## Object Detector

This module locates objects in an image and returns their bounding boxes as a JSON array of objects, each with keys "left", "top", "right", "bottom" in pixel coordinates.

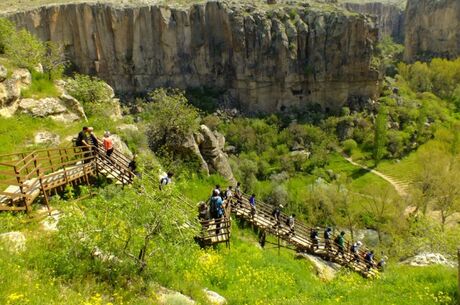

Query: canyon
[{"left": 6, "top": 1, "right": 380, "bottom": 113}]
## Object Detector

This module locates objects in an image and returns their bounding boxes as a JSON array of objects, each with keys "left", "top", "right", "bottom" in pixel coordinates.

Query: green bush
[
  {"left": 342, "top": 139, "right": 357, "bottom": 155},
  {"left": 65, "top": 73, "right": 112, "bottom": 104}
]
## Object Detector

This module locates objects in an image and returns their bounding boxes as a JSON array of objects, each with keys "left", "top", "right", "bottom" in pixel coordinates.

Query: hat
[
  {"left": 279, "top": 204, "right": 284, "bottom": 208},
  {"left": 357, "top": 241, "right": 362, "bottom": 246},
  {"left": 88, "top": 127, "right": 94, "bottom": 131},
  {"left": 104, "top": 131, "right": 111, "bottom": 137}
]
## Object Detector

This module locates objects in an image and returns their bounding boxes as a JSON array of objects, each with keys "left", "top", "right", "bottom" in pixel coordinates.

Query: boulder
[
  {"left": 203, "top": 289, "right": 227, "bottom": 305},
  {"left": 17, "top": 97, "right": 83, "bottom": 123},
  {"left": 0, "top": 68, "right": 31, "bottom": 110},
  {"left": 111, "top": 134, "right": 133, "bottom": 159},
  {"left": 155, "top": 287, "right": 196, "bottom": 305},
  {"left": 0, "top": 231, "right": 26, "bottom": 253},
  {"left": 296, "top": 253, "right": 341, "bottom": 281},
  {"left": 401, "top": 253, "right": 456, "bottom": 268},
  {"left": 41, "top": 210, "right": 61, "bottom": 231},
  {"left": 181, "top": 133, "right": 210, "bottom": 175},
  {"left": 34, "top": 131, "right": 61, "bottom": 146},
  {"left": 60, "top": 93, "right": 87, "bottom": 121},
  {"left": 199, "top": 125, "right": 236, "bottom": 184}
]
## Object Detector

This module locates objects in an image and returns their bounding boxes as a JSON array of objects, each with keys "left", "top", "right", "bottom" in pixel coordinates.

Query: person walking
[
  {"left": 350, "top": 241, "right": 363, "bottom": 263},
  {"left": 310, "top": 227, "right": 320, "bottom": 251},
  {"left": 365, "top": 250, "right": 375, "bottom": 271},
  {"left": 271, "top": 204, "right": 282, "bottom": 228},
  {"left": 324, "top": 227, "right": 333, "bottom": 252},
  {"left": 335, "top": 231, "right": 346, "bottom": 258},
  {"left": 159, "top": 172, "right": 174, "bottom": 190},
  {"left": 286, "top": 214, "right": 296, "bottom": 237},
  {"left": 103, "top": 131, "right": 114, "bottom": 158},
  {"left": 249, "top": 194, "right": 256, "bottom": 218},
  {"left": 76, "top": 127, "right": 91, "bottom": 163}
]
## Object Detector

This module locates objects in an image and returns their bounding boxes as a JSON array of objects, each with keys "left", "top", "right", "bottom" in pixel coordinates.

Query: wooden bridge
[
  {"left": 199, "top": 194, "right": 381, "bottom": 278},
  {"left": 0, "top": 141, "right": 134, "bottom": 212}
]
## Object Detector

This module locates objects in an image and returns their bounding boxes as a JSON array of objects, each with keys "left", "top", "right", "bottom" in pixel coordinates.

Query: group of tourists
[
  {"left": 75, "top": 126, "right": 114, "bottom": 161},
  {"left": 198, "top": 183, "right": 243, "bottom": 221}
]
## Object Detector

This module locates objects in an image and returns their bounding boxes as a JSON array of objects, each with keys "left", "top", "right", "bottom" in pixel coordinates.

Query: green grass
[{"left": 21, "top": 71, "right": 60, "bottom": 99}]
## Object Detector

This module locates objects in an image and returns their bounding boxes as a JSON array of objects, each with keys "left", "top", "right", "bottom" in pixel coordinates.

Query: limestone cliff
[
  {"left": 7, "top": 1, "right": 380, "bottom": 113},
  {"left": 404, "top": 0, "right": 460, "bottom": 61},
  {"left": 343, "top": 2, "right": 404, "bottom": 43}
]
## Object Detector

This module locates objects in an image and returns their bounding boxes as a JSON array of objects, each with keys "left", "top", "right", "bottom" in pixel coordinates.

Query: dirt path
[{"left": 344, "top": 157, "right": 409, "bottom": 197}]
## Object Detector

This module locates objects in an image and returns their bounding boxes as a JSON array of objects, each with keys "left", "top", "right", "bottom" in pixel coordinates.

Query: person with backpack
[
  {"left": 286, "top": 214, "right": 296, "bottom": 236},
  {"left": 159, "top": 172, "right": 174, "bottom": 190},
  {"left": 249, "top": 194, "right": 256, "bottom": 218},
  {"left": 310, "top": 227, "right": 320, "bottom": 251},
  {"left": 364, "top": 250, "right": 375, "bottom": 271},
  {"left": 210, "top": 190, "right": 224, "bottom": 219},
  {"left": 324, "top": 227, "right": 332, "bottom": 252},
  {"left": 350, "top": 241, "right": 362, "bottom": 263},
  {"left": 335, "top": 231, "right": 346, "bottom": 258}
]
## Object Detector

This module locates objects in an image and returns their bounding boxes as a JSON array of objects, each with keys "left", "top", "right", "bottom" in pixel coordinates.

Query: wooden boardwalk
[
  {"left": 231, "top": 195, "right": 380, "bottom": 277},
  {"left": 0, "top": 143, "right": 134, "bottom": 212}
]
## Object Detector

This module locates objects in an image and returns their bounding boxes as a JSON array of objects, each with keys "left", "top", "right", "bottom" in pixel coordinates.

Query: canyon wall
[
  {"left": 404, "top": 0, "right": 460, "bottom": 61},
  {"left": 7, "top": 2, "right": 380, "bottom": 113},
  {"left": 343, "top": 2, "right": 404, "bottom": 43}
]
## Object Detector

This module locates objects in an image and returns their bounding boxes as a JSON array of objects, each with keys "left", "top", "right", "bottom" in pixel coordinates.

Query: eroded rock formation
[
  {"left": 7, "top": 1, "right": 380, "bottom": 113},
  {"left": 404, "top": 0, "right": 460, "bottom": 61},
  {"left": 343, "top": 2, "right": 404, "bottom": 43}
]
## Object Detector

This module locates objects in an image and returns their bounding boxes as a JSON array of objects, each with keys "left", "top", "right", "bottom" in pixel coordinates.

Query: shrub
[
  {"left": 65, "top": 73, "right": 112, "bottom": 104},
  {"left": 145, "top": 88, "right": 200, "bottom": 155},
  {"left": 342, "top": 139, "right": 357, "bottom": 155}
]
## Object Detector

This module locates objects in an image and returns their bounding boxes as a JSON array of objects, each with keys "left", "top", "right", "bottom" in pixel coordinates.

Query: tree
[
  {"left": 359, "top": 187, "right": 402, "bottom": 243},
  {"left": 0, "top": 18, "right": 14, "bottom": 54},
  {"left": 373, "top": 106, "right": 388, "bottom": 165},
  {"left": 42, "top": 41, "right": 67, "bottom": 80},
  {"left": 432, "top": 167, "right": 460, "bottom": 231},
  {"left": 5, "top": 29, "right": 46, "bottom": 70},
  {"left": 145, "top": 88, "right": 200, "bottom": 155}
]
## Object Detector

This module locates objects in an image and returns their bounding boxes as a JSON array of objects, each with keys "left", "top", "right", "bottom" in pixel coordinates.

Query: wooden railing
[
  {"left": 0, "top": 141, "right": 134, "bottom": 212},
  {"left": 197, "top": 217, "right": 232, "bottom": 247},
  {"left": 230, "top": 194, "right": 380, "bottom": 277}
]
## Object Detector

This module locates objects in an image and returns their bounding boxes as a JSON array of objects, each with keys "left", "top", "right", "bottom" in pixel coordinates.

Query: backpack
[
  {"left": 210, "top": 197, "right": 218, "bottom": 217},
  {"left": 334, "top": 235, "right": 341, "bottom": 244},
  {"left": 160, "top": 177, "right": 169, "bottom": 185}
]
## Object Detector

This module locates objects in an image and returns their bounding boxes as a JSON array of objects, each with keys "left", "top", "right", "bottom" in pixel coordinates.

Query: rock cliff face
[
  {"left": 7, "top": 1, "right": 380, "bottom": 113},
  {"left": 404, "top": 0, "right": 460, "bottom": 61},
  {"left": 343, "top": 2, "right": 404, "bottom": 43}
]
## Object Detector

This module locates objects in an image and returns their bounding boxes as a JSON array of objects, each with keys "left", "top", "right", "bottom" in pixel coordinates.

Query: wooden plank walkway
[
  {"left": 229, "top": 195, "right": 381, "bottom": 278},
  {"left": 0, "top": 142, "right": 134, "bottom": 212}
]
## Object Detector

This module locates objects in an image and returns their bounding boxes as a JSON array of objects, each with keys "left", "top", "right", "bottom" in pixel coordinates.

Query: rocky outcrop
[
  {"left": 402, "top": 253, "right": 456, "bottom": 268},
  {"left": 34, "top": 131, "right": 61, "bottom": 146},
  {"left": 0, "top": 67, "right": 31, "bottom": 116},
  {"left": 0, "top": 66, "right": 88, "bottom": 121},
  {"left": 18, "top": 97, "right": 82, "bottom": 123},
  {"left": 179, "top": 125, "right": 235, "bottom": 182},
  {"left": 197, "top": 125, "right": 236, "bottom": 183},
  {"left": 7, "top": 1, "right": 380, "bottom": 113},
  {"left": 343, "top": 2, "right": 404, "bottom": 43},
  {"left": 404, "top": 0, "right": 460, "bottom": 61},
  {"left": 296, "top": 252, "right": 341, "bottom": 281}
]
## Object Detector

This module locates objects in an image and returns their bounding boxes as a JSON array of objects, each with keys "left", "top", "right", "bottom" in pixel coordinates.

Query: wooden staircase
[
  {"left": 0, "top": 142, "right": 134, "bottom": 212},
  {"left": 229, "top": 195, "right": 380, "bottom": 278}
]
